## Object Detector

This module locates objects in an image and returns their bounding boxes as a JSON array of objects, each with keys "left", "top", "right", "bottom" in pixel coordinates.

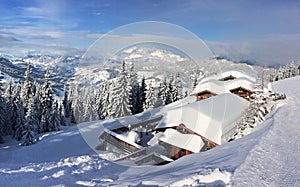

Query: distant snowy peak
[
  {"left": 114, "top": 46, "right": 189, "bottom": 66},
  {"left": 19, "top": 54, "right": 80, "bottom": 68},
  {"left": 0, "top": 55, "right": 81, "bottom": 93},
  {"left": 73, "top": 45, "right": 259, "bottom": 89}
]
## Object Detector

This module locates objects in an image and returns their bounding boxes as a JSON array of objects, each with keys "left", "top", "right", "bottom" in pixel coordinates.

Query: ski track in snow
[{"left": 232, "top": 76, "right": 300, "bottom": 187}]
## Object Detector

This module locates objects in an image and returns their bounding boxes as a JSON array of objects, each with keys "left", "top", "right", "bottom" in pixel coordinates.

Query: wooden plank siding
[
  {"left": 229, "top": 87, "right": 253, "bottom": 101},
  {"left": 157, "top": 125, "right": 219, "bottom": 160},
  {"left": 170, "top": 145, "right": 193, "bottom": 160},
  {"left": 191, "top": 90, "right": 217, "bottom": 101},
  {"left": 219, "top": 75, "right": 236, "bottom": 81},
  {"left": 173, "top": 125, "right": 219, "bottom": 148}
]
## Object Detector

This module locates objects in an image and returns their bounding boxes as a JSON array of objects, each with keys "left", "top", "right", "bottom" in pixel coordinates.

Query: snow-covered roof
[
  {"left": 219, "top": 70, "right": 256, "bottom": 82},
  {"left": 163, "top": 95, "right": 196, "bottom": 111},
  {"left": 134, "top": 152, "right": 174, "bottom": 166},
  {"left": 159, "top": 128, "right": 205, "bottom": 153},
  {"left": 225, "top": 77, "right": 254, "bottom": 91},
  {"left": 156, "top": 93, "right": 249, "bottom": 145},
  {"left": 191, "top": 77, "right": 255, "bottom": 95},
  {"left": 199, "top": 70, "right": 256, "bottom": 84},
  {"left": 104, "top": 129, "right": 143, "bottom": 149}
]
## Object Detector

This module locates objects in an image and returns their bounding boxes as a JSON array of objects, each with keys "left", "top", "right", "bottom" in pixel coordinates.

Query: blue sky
[{"left": 0, "top": 0, "right": 300, "bottom": 64}]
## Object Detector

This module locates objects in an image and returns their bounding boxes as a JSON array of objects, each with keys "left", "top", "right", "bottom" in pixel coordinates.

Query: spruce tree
[
  {"left": 32, "top": 82, "right": 43, "bottom": 133},
  {"left": 0, "top": 93, "right": 6, "bottom": 143},
  {"left": 49, "top": 100, "right": 60, "bottom": 132},
  {"left": 144, "top": 82, "right": 156, "bottom": 110},
  {"left": 158, "top": 77, "right": 169, "bottom": 105},
  {"left": 22, "top": 98, "right": 37, "bottom": 146},
  {"left": 155, "top": 83, "right": 163, "bottom": 107},
  {"left": 62, "top": 85, "right": 70, "bottom": 122},
  {"left": 70, "top": 84, "right": 82, "bottom": 123},
  {"left": 62, "top": 85, "right": 75, "bottom": 125},
  {"left": 111, "top": 61, "right": 131, "bottom": 118},
  {"left": 175, "top": 73, "right": 183, "bottom": 100},
  {"left": 95, "top": 86, "right": 105, "bottom": 120},
  {"left": 82, "top": 88, "right": 94, "bottom": 122},
  {"left": 128, "top": 62, "right": 138, "bottom": 87},
  {"left": 102, "top": 83, "right": 111, "bottom": 119},
  {"left": 11, "top": 84, "right": 22, "bottom": 139},
  {"left": 21, "top": 63, "right": 33, "bottom": 114},
  {"left": 14, "top": 96, "right": 26, "bottom": 141},
  {"left": 251, "top": 78, "right": 267, "bottom": 124},
  {"left": 139, "top": 77, "right": 147, "bottom": 110},
  {"left": 168, "top": 76, "right": 176, "bottom": 103},
  {"left": 130, "top": 83, "right": 141, "bottom": 114},
  {"left": 128, "top": 62, "right": 141, "bottom": 114},
  {"left": 40, "top": 69, "right": 54, "bottom": 132},
  {"left": 3, "top": 79, "right": 14, "bottom": 135},
  {"left": 64, "top": 86, "right": 76, "bottom": 125}
]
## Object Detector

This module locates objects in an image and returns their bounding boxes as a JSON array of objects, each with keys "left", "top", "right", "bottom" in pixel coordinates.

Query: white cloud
[
  {"left": 207, "top": 34, "right": 300, "bottom": 65},
  {"left": 23, "top": 7, "right": 53, "bottom": 14}
]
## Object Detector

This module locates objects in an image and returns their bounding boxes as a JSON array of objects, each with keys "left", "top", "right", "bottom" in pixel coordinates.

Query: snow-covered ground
[{"left": 0, "top": 77, "right": 300, "bottom": 186}]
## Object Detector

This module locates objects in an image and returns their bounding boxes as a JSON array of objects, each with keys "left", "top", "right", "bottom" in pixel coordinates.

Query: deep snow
[{"left": 0, "top": 77, "right": 299, "bottom": 186}]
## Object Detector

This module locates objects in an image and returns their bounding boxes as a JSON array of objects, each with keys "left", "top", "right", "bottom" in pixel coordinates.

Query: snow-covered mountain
[
  {"left": 1, "top": 46, "right": 262, "bottom": 91},
  {"left": 75, "top": 45, "right": 260, "bottom": 89},
  {"left": 0, "top": 76, "right": 299, "bottom": 186},
  {"left": 0, "top": 54, "right": 80, "bottom": 94}
]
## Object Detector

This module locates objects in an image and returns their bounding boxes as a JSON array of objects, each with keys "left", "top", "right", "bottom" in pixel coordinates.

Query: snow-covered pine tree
[
  {"left": 40, "top": 69, "right": 54, "bottom": 132},
  {"left": 139, "top": 77, "right": 147, "bottom": 110},
  {"left": 22, "top": 97, "right": 37, "bottom": 146},
  {"left": 287, "top": 62, "right": 299, "bottom": 78},
  {"left": 48, "top": 100, "right": 60, "bottom": 132},
  {"left": 61, "top": 86, "right": 68, "bottom": 126},
  {"left": 14, "top": 91, "right": 26, "bottom": 141},
  {"left": 59, "top": 104, "right": 64, "bottom": 126},
  {"left": 174, "top": 73, "right": 183, "bottom": 101},
  {"left": 89, "top": 89, "right": 100, "bottom": 121},
  {"left": 111, "top": 61, "right": 132, "bottom": 118},
  {"left": 101, "top": 82, "right": 111, "bottom": 119},
  {"left": 69, "top": 84, "right": 83, "bottom": 123},
  {"left": 107, "top": 83, "right": 117, "bottom": 119},
  {"left": 155, "top": 82, "right": 163, "bottom": 107},
  {"left": 192, "top": 77, "right": 198, "bottom": 89},
  {"left": 10, "top": 84, "right": 21, "bottom": 139},
  {"left": 21, "top": 63, "right": 33, "bottom": 114},
  {"left": 130, "top": 83, "right": 141, "bottom": 114},
  {"left": 166, "top": 77, "right": 173, "bottom": 105},
  {"left": 0, "top": 91, "right": 6, "bottom": 143},
  {"left": 128, "top": 62, "right": 142, "bottom": 114},
  {"left": 3, "top": 79, "right": 14, "bottom": 135},
  {"left": 128, "top": 62, "right": 138, "bottom": 87},
  {"left": 62, "top": 85, "right": 75, "bottom": 125},
  {"left": 32, "top": 82, "right": 43, "bottom": 133},
  {"left": 82, "top": 87, "right": 96, "bottom": 122},
  {"left": 95, "top": 86, "right": 105, "bottom": 120},
  {"left": 251, "top": 78, "right": 268, "bottom": 125},
  {"left": 191, "top": 69, "right": 205, "bottom": 89},
  {"left": 158, "top": 77, "right": 169, "bottom": 105},
  {"left": 144, "top": 82, "right": 156, "bottom": 110}
]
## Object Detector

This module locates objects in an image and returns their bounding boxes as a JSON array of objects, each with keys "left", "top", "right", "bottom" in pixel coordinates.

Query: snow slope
[
  {"left": 232, "top": 76, "right": 300, "bottom": 186},
  {"left": 0, "top": 77, "right": 299, "bottom": 186}
]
